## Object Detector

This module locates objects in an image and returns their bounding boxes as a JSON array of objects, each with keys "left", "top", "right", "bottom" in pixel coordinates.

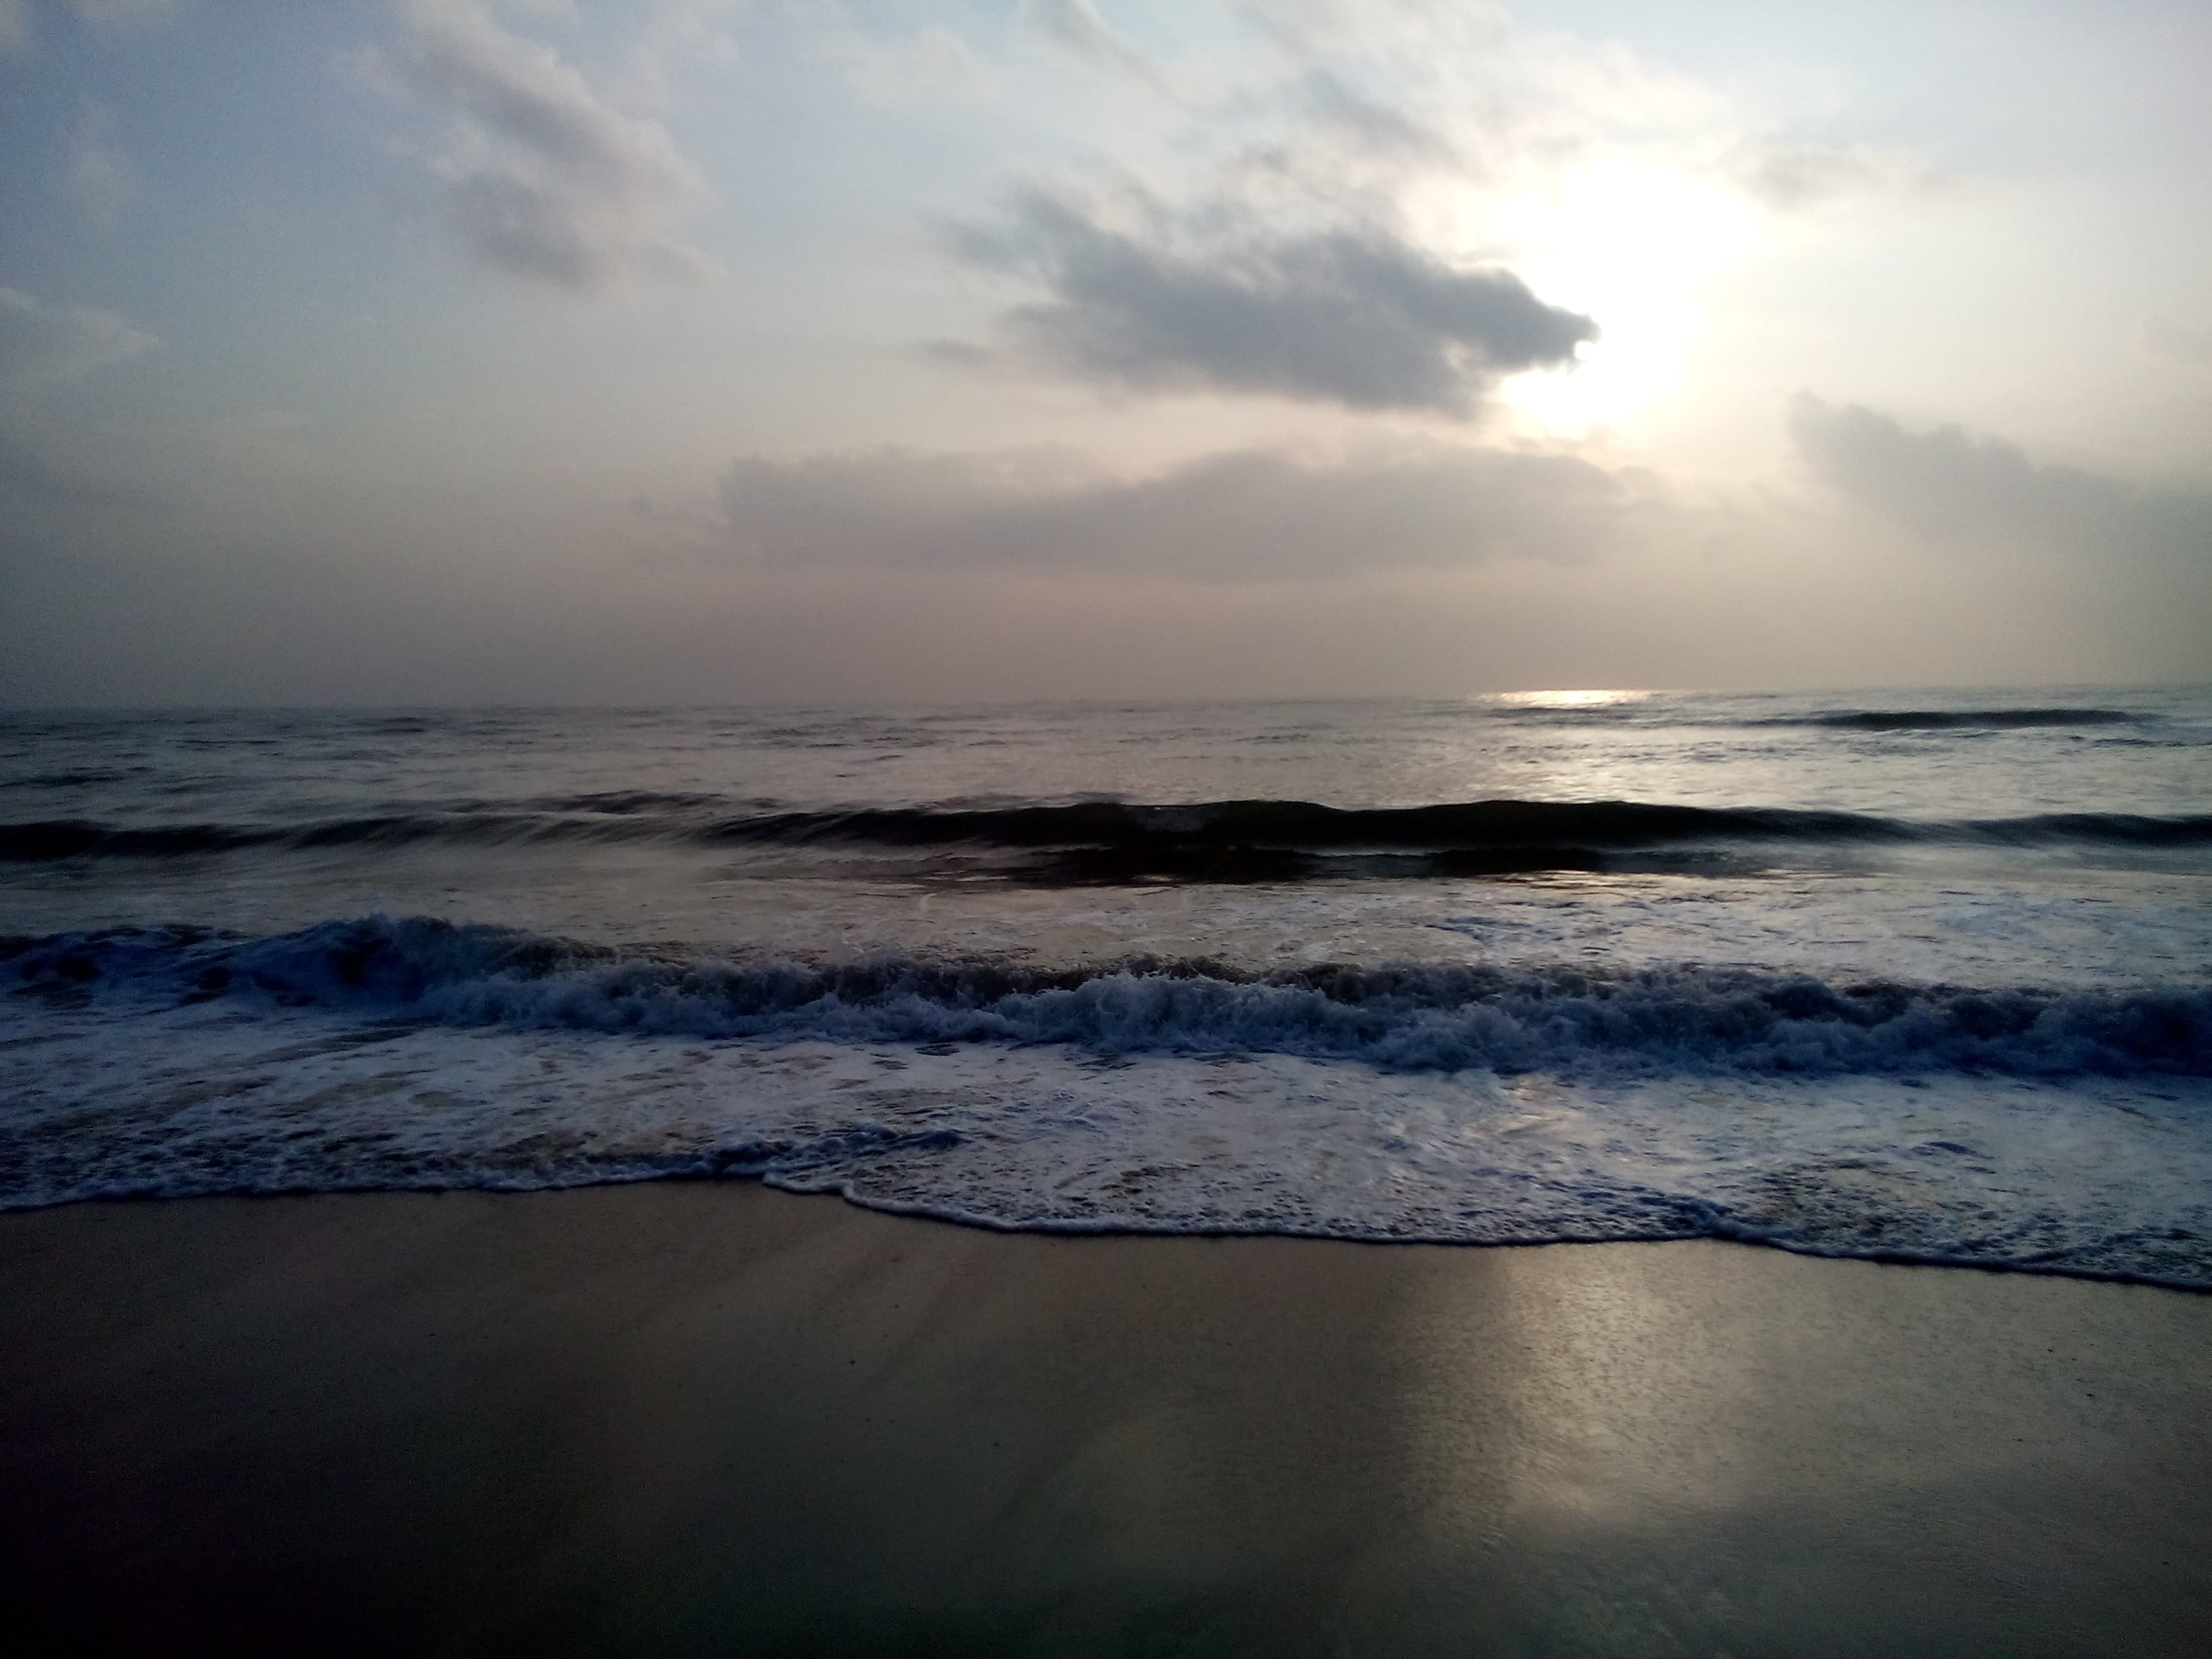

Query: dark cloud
[
  {"left": 719, "top": 441, "right": 1653, "bottom": 579},
  {"left": 1789, "top": 394, "right": 2212, "bottom": 562},
  {"left": 362, "top": 0, "right": 708, "bottom": 292},
  {"left": 942, "top": 188, "right": 1595, "bottom": 415}
]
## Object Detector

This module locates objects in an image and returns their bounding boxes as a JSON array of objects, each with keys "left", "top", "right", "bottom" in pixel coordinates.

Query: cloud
[
  {"left": 0, "top": 285, "right": 157, "bottom": 403},
  {"left": 941, "top": 188, "right": 1595, "bottom": 415},
  {"left": 1732, "top": 141, "right": 1944, "bottom": 211},
  {"left": 360, "top": 0, "right": 711, "bottom": 292},
  {"left": 1296, "top": 68, "right": 1455, "bottom": 164},
  {"left": 1788, "top": 394, "right": 2212, "bottom": 563},
  {"left": 718, "top": 440, "right": 1657, "bottom": 579},
  {"left": 1020, "top": 0, "right": 1165, "bottom": 91},
  {"left": 812, "top": 19, "right": 991, "bottom": 104},
  {"left": 58, "top": 99, "right": 132, "bottom": 222},
  {"left": 0, "top": 0, "right": 28, "bottom": 54}
]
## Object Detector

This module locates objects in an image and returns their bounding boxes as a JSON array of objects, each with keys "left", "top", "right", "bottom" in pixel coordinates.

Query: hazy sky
[{"left": 3, "top": 0, "right": 2209, "bottom": 703}]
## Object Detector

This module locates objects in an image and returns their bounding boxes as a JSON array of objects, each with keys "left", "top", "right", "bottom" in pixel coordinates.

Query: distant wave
[
  {"left": 1755, "top": 707, "right": 2141, "bottom": 731},
  {"left": 1467, "top": 701, "right": 2149, "bottom": 731},
  {"left": 5, "top": 798, "right": 2209, "bottom": 878},
  {"left": 695, "top": 799, "right": 2212, "bottom": 852},
  {"left": 9, "top": 917, "right": 2207, "bottom": 1078}
]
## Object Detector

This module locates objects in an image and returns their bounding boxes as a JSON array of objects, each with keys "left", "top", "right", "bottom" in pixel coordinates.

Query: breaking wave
[{"left": 9, "top": 916, "right": 2207, "bottom": 1078}]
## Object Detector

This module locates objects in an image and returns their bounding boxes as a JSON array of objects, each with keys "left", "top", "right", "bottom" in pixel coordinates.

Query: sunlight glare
[
  {"left": 1434, "top": 157, "right": 1766, "bottom": 437},
  {"left": 1485, "top": 689, "right": 1653, "bottom": 708}
]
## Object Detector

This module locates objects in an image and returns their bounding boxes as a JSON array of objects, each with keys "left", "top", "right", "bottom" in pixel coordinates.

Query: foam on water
[
  {"left": 3, "top": 983, "right": 2208, "bottom": 1286},
  {"left": 9, "top": 918, "right": 2209, "bottom": 1078}
]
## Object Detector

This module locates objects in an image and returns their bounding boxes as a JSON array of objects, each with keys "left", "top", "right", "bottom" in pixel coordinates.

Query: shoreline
[
  {"left": 785, "top": 1176, "right": 2212, "bottom": 1292},
  {"left": 14, "top": 1166, "right": 2212, "bottom": 1296},
  {"left": 5, "top": 1184, "right": 2210, "bottom": 1654}
]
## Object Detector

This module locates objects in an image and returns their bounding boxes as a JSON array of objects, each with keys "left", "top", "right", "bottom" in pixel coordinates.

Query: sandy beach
[{"left": 2, "top": 1185, "right": 2207, "bottom": 1655}]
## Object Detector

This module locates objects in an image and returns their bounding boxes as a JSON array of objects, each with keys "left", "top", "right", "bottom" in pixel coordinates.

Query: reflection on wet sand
[{"left": 3, "top": 1185, "right": 2208, "bottom": 1654}]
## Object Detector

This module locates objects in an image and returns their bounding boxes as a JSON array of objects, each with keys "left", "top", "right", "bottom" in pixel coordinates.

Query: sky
[{"left": 1, "top": 0, "right": 2209, "bottom": 704}]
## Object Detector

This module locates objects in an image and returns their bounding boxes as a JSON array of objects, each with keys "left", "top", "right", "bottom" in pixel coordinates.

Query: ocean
[{"left": 4, "top": 689, "right": 2209, "bottom": 1285}]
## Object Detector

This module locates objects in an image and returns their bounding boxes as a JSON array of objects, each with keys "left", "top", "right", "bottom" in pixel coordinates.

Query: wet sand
[{"left": 3, "top": 1184, "right": 2209, "bottom": 1655}]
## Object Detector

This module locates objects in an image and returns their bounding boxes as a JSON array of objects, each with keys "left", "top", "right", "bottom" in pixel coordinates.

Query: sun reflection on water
[{"left": 1485, "top": 690, "right": 1654, "bottom": 710}]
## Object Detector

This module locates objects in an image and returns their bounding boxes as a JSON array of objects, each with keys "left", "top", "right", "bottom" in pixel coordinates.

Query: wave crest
[
  {"left": 10, "top": 917, "right": 2208, "bottom": 1078},
  {"left": 1761, "top": 708, "right": 2142, "bottom": 731},
  {"left": 5, "top": 798, "right": 2209, "bottom": 880}
]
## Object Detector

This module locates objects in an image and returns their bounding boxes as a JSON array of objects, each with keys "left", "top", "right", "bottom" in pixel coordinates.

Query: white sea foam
[
  {"left": 11, "top": 918, "right": 2209, "bottom": 1078},
  {"left": 3, "top": 988, "right": 2207, "bottom": 1286}
]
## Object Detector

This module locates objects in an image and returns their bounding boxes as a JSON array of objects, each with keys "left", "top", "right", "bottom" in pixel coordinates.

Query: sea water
[{"left": 3, "top": 690, "right": 2209, "bottom": 1284}]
